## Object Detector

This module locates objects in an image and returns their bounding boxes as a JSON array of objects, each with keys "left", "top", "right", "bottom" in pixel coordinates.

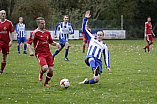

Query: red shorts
[
  {"left": 0, "top": 41, "right": 9, "bottom": 54},
  {"left": 146, "top": 35, "right": 153, "bottom": 42},
  {"left": 36, "top": 53, "right": 54, "bottom": 67},
  {"left": 83, "top": 35, "right": 88, "bottom": 43}
]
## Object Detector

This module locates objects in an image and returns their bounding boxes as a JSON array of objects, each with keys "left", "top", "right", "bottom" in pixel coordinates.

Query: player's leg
[
  {"left": 82, "top": 37, "right": 86, "bottom": 53},
  {"left": 23, "top": 37, "right": 28, "bottom": 54},
  {"left": 17, "top": 37, "right": 21, "bottom": 54},
  {"left": 0, "top": 54, "right": 7, "bottom": 74},
  {"left": 37, "top": 56, "right": 48, "bottom": 81},
  {"left": 0, "top": 44, "right": 9, "bottom": 74},
  {"left": 44, "top": 66, "right": 53, "bottom": 87},
  {"left": 78, "top": 56, "right": 100, "bottom": 84},
  {"left": 64, "top": 42, "right": 70, "bottom": 61},
  {"left": 143, "top": 35, "right": 149, "bottom": 52},
  {"left": 44, "top": 54, "right": 54, "bottom": 87},
  {"left": 52, "top": 44, "right": 63, "bottom": 58}
]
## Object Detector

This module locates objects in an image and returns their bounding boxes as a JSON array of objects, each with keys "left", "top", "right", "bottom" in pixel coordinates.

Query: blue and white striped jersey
[
  {"left": 82, "top": 17, "right": 110, "bottom": 68},
  {"left": 54, "top": 22, "right": 74, "bottom": 41},
  {"left": 16, "top": 23, "right": 25, "bottom": 37}
]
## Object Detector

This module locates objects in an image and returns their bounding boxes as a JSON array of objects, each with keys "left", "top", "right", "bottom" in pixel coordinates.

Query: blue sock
[
  {"left": 24, "top": 44, "right": 27, "bottom": 52},
  {"left": 85, "top": 78, "right": 97, "bottom": 84},
  {"left": 17, "top": 45, "right": 20, "bottom": 53},
  {"left": 65, "top": 49, "right": 69, "bottom": 58},
  {"left": 90, "top": 60, "right": 96, "bottom": 74},
  {"left": 53, "top": 49, "right": 59, "bottom": 57}
]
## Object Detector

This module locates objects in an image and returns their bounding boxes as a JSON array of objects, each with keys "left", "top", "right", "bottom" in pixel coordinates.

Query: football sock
[
  {"left": 147, "top": 46, "right": 150, "bottom": 52},
  {"left": 1, "top": 62, "right": 6, "bottom": 71},
  {"left": 53, "top": 49, "right": 59, "bottom": 57},
  {"left": 89, "top": 60, "right": 96, "bottom": 73},
  {"left": 44, "top": 72, "right": 53, "bottom": 84},
  {"left": 65, "top": 49, "right": 69, "bottom": 58},
  {"left": 85, "top": 78, "right": 97, "bottom": 84},
  {"left": 24, "top": 44, "right": 27, "bottom": 52},
  {"left": 83, "top": 44, "right": 85, "bottom": 52},
  {"left": 17, "top": 45, "right": 20, "bottom": 53}
]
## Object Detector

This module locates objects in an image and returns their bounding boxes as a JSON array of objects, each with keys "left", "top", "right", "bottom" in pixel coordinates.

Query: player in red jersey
[
  {"left": 82, "top": 25, "right": 92, "bottom": 53},
  {"left": 0, "top": 10, "right": 14, "bottom": 74},
  {"left": 27, "top": 17, "right": 61, "bottom": 87},
  {"left": 143, "top": 17, "right": 155, "bottom": 53}
]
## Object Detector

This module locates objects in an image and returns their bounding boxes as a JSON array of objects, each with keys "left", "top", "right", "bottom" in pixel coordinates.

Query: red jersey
[
  {"left": 27, "top": 28, "right": 54, "bottom": 55},
  {"left": 145, "top": 22, "right": 152, "bottom": 35},
  {"left": 0, "top": 19, "right": 14, "bottom": 43}
]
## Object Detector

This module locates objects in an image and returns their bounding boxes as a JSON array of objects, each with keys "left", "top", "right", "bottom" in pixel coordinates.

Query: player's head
[
  {"left": 63, "top": 15, "right": 69, "bottom": 23},
  {"left": 36, "top": 17, "right": 45, "bottom": 30},
  {"left": 97, "top": 31, "right": 104, "bottom": 41},
  {"left": 147, "top": 16, "right": 151, "bottom": 22},
  {"left": 0, "top": 10, "right": 6, "bottom": 20},
  {"left": 19, "top": 17, "right": 23, "bottom": 23}
]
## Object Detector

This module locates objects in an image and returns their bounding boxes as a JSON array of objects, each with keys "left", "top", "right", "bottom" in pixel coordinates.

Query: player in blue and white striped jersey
[
  {"left": 79, "top": 10, "right": 112, "bottom": 84},
  {"left": 16, "top": 17, "right": 27, "bottom": 54},
  {"left": 53, "top": 15, "right": 74, "bottom": 61}
]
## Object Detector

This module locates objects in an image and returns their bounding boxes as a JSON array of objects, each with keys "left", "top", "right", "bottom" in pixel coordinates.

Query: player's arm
[
  {"left": 54, "top": 23, "right": 61, "bottom": 38},
  {"left": 69, "top": 23, "right": 74, "bottom": 34},
  {"left": 152, "top": 30, "right": 155, "bottom": 37},
  {"left": 16, "top": 24, "right": 20, "bottom": 38},
  {"left": 103, "top": 45, "right": 112, "bottom": 74},
  {"left": 9, "top": 32, "right": 14, "bottom": 47},
  {"left": 145, "top": 22, "right": 147, "bottom": 37},
  {"left": 9, "top": 22, "right": 15, "bottom": 47},
  {"left": 82, "top": 10, "right": 94, "bottom": 40},
  {"left": 26, "top": 32, "right": 35, "bottom": 56},
  {"left": 48, "top": 32, "right": 61, "bottom": 49}
]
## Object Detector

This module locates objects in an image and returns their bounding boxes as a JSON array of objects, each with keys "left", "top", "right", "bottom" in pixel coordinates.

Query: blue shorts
[
  {"left": 17, "top": 37, "right": 27, "bottom": 44},
  {"left": 59, "top": 39, "right": 68, "bottom": 47},
  {"left": 85, "top": 55, "right": 103, "bottom": 72}
]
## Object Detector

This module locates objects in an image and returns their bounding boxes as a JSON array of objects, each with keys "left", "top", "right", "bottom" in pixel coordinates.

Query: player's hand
[
  {"left": 85, "top": 10, "right": 91, "bottom": 18},
  {"left": 9, "top": 41, "right": 12, "bottom": 47},
  {"left": 55, "top": 36, "right": 57, "bottom": 38},
  {"left": 153, "top": 33, "right": 155, "bottom": 37},
  {"left": 18, "top": 36, "right": 20, "bottom": 38},
  {"left": 107, "top": 68, "right": 112, "bottom": 74},
  {"left": 69, "top": 31, "right": 71, "bottom": 34},
  {"left": 30, "top": 51, "right": 34, "bottom": 56},
  {"left": 56, "top": 43, "right": 61, "bottom": 49}
]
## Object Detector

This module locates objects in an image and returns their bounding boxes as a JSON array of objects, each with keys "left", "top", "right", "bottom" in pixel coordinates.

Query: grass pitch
[{"left": 0, "top": 40, "right": 157, "bottom": 104}]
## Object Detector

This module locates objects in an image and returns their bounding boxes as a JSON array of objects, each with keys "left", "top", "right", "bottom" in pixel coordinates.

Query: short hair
[
  {"left": 147, "top": 16, "right": 151, "bottom": 19},
  {"left": 63, "top": 15, "right": 69, "bottom": 18},
  {"left": 19, "top": 17, "right": 23, "bottom": 19},
  {"left": 98, "top": 31, "right": 104, "bottom": 36},
  {"left": 36, "top": 17, "right": 44, "bottom": 23}
]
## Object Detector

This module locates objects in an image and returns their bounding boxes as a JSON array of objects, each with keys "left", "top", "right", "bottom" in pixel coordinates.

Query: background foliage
[{"left": 0, "top": 0, "right": 157, "bottom": 39}]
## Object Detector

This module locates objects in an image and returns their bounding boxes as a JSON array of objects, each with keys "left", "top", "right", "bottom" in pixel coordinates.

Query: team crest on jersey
[{"left": 3, "top": 27, "right": 7, "bottom": 30}]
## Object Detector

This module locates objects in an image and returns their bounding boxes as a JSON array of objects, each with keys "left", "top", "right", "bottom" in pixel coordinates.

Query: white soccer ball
[{"left": 60, "top": 79, "right": 70, "bottom": 89}]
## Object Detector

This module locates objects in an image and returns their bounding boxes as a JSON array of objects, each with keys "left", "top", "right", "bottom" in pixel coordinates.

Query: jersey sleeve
[
  {"left": 48, "top": 32, "right": 54, "bottom": 44},
  {"left": 145, "top": 22, "right": 148, "bottom": 28},
  {"left": 27, "top": 31, "right": 36, "bottom": 44},
  {"left": 16, "top": 24, "right": 20, "bottom": 37},
  {"left": 82, "top": 17, "right": 94, "bottom": 40},
  {"left": 103, "top": 44, "right": 110, "bottom": 68},
  {"left": 10, "top": 22, "right": 14, "bottom": 33},
  {"left": 69, "top": 23, "right": 74, "bottom": 34},
  {"left": 54, "top": 23, "right": 61, "bottom": 36}
]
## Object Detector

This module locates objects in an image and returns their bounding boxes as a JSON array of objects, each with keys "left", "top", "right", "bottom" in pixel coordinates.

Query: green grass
[{"left": 0, "top": 40, "right": 157, "bottom": 104}]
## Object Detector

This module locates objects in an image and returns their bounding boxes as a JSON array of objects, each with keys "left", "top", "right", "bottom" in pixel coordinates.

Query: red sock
[
  {"left": 147, "top": 46, "right": 150, "bottom": 52},
  {"left": 144, "top": 46, "right": 147, "bottom": 48},
  {"left": 1, "top": 62, "right": 6, "bottom": 71},
  {"left": 44, "top": 72, "right": 53, "bottom": 84},
  {"left": 83, "top": 44, "right": 85, "bottom": 52}
]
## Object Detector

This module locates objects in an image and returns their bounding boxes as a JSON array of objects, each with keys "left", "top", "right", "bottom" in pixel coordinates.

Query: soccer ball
[{"left": 60, "top": 79, "right": 70, "bottom": 89}]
